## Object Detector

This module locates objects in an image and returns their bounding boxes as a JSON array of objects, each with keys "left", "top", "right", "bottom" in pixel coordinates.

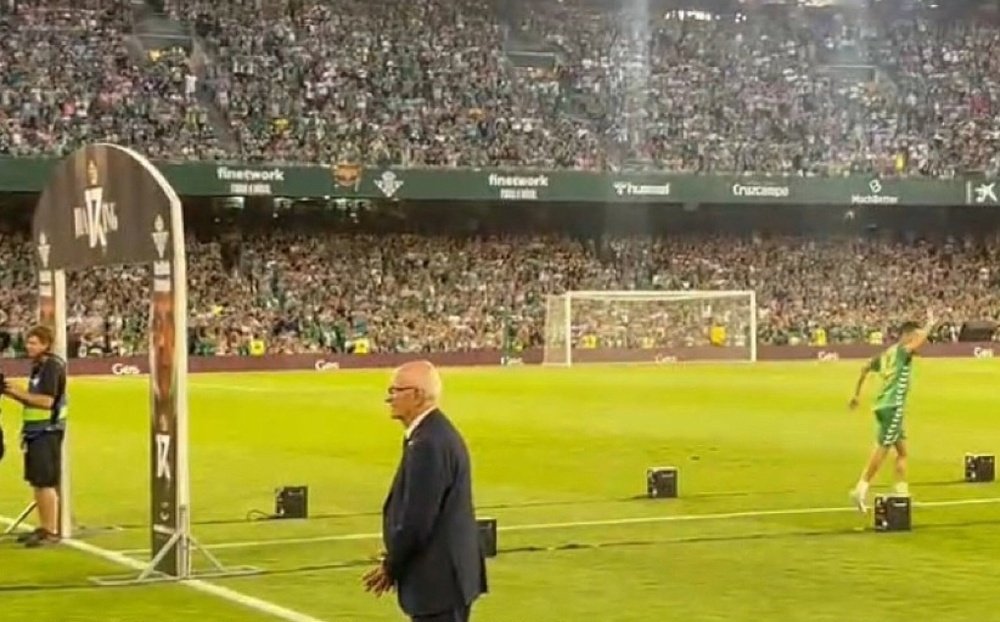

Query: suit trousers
[{"left": 411, "top": 604, "right": 470, "bottom": 622}]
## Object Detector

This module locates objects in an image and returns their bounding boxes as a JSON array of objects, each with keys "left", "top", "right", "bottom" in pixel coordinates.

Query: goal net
[{"left": 543, "top": 290, "right": 757, "bottom": 366}]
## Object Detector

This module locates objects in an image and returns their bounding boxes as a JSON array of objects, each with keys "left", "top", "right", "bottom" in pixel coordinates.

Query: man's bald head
[
  {"left": 396, "top": 360, "right": 441, "bottom": 402},
  {"left": 394, "top": 360, "right": 443, "bottom": 402},
  {"left": 387, "top": 360, "right": 442, "bottom": 424}
]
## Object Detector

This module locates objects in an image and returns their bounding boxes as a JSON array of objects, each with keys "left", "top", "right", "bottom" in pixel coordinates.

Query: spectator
[
  {"left": 2, "top": 0, "right": 997, "bottom": 175},
  {"left": 2, "top": 228, "right": 997, "bottom": 356}
]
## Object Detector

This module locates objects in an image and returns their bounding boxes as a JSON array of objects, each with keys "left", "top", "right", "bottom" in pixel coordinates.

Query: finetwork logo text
[
  {"left": 489, "top": 174, "right": 549, "bottom": 201},
  {"left": 216, "top": 167, "right": 286, "bottom": 182},
  {"left": 216, "top": 166, "right": 284, "bottom": 196}
]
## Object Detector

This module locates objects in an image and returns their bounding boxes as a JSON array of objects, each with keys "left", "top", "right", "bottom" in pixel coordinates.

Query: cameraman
[{"left": 1, "top": 325, "right": 67, "bottom": 548}]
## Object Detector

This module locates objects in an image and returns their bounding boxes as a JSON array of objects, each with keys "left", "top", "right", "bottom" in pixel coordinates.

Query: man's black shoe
[
  {"left": 16, "top": 527, "right": 45, "bottom": 544},
  {"left": 23, "top": 529, "right": 60, "bottom": 548}
]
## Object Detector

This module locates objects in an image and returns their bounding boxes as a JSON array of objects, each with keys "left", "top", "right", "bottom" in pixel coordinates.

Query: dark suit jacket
[{"left": 382, "top": 409, "right": 487, "bottom": 616}]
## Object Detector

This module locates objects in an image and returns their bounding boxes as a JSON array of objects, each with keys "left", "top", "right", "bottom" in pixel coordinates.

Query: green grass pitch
[{"left": 2, "top": 359, "right": 1000, "bottom": 621}]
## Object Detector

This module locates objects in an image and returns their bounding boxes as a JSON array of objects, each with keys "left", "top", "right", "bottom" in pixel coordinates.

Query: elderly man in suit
[{"left": 363, "top": 360, "right": 487, "bottom": 621}]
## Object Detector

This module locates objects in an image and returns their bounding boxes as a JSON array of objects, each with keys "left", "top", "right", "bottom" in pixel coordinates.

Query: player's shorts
[
  {"left": 23, "top": 431, "right": 63, "bottom": 488},
  {"left": 874, "top": 407, "right": 906, "bottom": 446}
]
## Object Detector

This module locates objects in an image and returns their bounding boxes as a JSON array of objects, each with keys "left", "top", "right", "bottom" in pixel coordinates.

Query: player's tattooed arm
[{"left": 848, "top": 360, "right": 874, "bottom": 410}]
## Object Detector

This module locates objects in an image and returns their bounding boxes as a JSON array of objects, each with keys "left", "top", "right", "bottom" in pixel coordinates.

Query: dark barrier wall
[
  {"left": 0, "top": 343, "right": 995, "bottom": 377},
  {"left": 1, "top": 157, "right": 990, "bottom": 205}
]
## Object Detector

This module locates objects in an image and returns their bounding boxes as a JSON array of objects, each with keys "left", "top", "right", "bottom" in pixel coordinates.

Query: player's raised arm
[{"left": 902, "top": 309, "right": 937, "bottom": 354}]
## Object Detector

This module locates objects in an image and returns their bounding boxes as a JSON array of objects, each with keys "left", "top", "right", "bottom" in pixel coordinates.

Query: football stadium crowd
[
  {"left": 1, "top": 0, "right": 998, "bottom": 176},
  {"left": 0, "top": 0, "right": 998, "bottom": 356},
  {"left": 1, "top": 230, "right": 998, "bottom": 356},
  {"left": 0, "top": 0, "right": 223, "bottom": 160}
]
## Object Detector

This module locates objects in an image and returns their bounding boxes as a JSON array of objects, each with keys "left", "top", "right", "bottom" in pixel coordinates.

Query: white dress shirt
[{"left": 404, "top": 406, "right": 436, "bottom": 440}]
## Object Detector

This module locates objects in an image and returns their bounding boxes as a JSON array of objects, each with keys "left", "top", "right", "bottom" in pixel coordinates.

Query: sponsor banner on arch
[{"left": 32, "top": 144, "right": 175, "bottom": 270}]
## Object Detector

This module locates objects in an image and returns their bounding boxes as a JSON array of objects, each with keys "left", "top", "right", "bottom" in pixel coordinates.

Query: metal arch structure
[{"left": 18, "top": 142, "right": 257, "bottom": 585}]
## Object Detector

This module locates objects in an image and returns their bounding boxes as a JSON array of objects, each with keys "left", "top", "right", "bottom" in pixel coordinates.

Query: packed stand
[
  {"left": 517, "top": 5, "right": 1000, "bottom": 176},
  {"left": 172, "top": 0, "right": 600, "bottom": 168},
  {"left": 1, "top": 231, "right": 998, "bottom": 357},
  {"left": 864, "top": 18, "right": 1000, "bottom": 178},
  {"left": 0, "top": 0, "right": 224, "bottom": 160},
  {"left": 150, "top": 0, "right": 1000, "bottom": 175},
  {"left": 2, "top": 0, "right": 999, "bottom": 175}
]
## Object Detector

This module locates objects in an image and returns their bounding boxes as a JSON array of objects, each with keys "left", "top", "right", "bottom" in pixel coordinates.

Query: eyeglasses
[{"left": 387, "top": 385, "right": 418, "bottom": 397}]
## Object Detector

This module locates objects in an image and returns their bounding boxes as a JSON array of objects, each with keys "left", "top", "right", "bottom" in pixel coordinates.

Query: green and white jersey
[{"left": 868, "top": 343, "right": 913, "bottom": 412}]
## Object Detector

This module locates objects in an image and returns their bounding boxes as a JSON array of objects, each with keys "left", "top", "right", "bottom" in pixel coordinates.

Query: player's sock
[
  {"left": 894, "top": 481, "right": 909, "bottom": 496},
  {"left": 855, "top": 480, "right": 869, "bottom": 499},
  {"left": 849, "top": 480, "right": 869, "bottom": 513}
]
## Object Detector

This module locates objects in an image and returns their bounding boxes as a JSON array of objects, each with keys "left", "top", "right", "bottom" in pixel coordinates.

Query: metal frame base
[
  {"left": 89, "top": 565, "right": 264, "bottom": 587},
  {"left": 88, "top": 504, "right": 263, "bottom": 586},
  {"left": 89, "top": 529, "right": 262, "bottom": 586},
  {"left": 1, "top": 502, "right": 37, "bottom": 537}
]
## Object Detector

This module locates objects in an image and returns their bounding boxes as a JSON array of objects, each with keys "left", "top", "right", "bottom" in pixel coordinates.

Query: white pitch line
[
  {"left": 189, "top": 382, "right": 304, "bottom": 393},
  {"left": 0, "top": 515, "right": 329, "bottom": 622},
  {"left": 85, "top": 377, "right": 341, "bottom": 395},
  {"left": 113, "top": 495, "right": 1000, "bottom": 556}
]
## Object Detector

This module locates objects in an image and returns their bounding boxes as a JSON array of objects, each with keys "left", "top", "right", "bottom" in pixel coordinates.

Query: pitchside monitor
[{"left": 959, "top": 320, "right": 997, "bottom": 342}]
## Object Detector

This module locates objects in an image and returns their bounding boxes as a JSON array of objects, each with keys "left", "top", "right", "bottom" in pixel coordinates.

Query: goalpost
[{"left": 543, "top": 290, "right": 757, "bottom": 366}]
